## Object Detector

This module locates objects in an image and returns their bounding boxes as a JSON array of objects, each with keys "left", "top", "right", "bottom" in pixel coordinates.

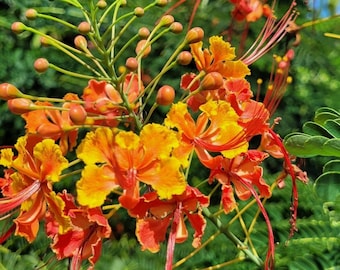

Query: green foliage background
[{"left": 0, "top": 0, "right": 339, "bottom": 269}]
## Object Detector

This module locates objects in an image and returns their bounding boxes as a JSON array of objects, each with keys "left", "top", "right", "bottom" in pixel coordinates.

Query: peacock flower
[
  {"left": 76, "top": 124, "right": 186, "bottom": 210},
  {"left": 190, "top": 36, "right": 250, "bottom": 78},
  {"left": 46, "top": 191, "right": 111, "bottom": 270},
  {"left": 22, "top": 93, "right": 79, "bottom": 155},
  {"left": 0, "top": 135, "right": 70, "bottom": 242},
  {"left": 128, "top": 186, "right": 209, "bottom": 269},
  {"left": 165, "top": 100, "right": 249, "bottom": 166}
]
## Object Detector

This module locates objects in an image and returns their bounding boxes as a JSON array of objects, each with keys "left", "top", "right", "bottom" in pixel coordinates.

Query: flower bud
[
  {"left": 201, "top": 72, "right": 223, "bottom": 90},
  {"left": 177, "top": 51, "right": 192, "bottom": 65},
  {"left": 7, "top": 98, "right": 34, "bottom": 114},
  {"left": 74, "top": 35, "right": 88, "bottom": 50},
  {"left": 34, "top": 58, "right": 49, "bottom": 73},
  {"left": 156, "top": 85, "right": 175, "bottom": 106},
  {"left": 119, "top": 0, "right": 127, "bottom": 7},
  {"left": 159, "top": 15, "right": 174, "bottom": 27},
  {"left": 156, "top": 0, "right": 168, "bottom": 7},
  {"left": 136, "top": 40, "right": 151, "bottom": 58},
  {"left": 0, "top": 83, "right": 23, "bottom": 100},
  {"left": 285, "top": 49, "right": 295, "bottom": 61},
  {"left": 138, "top": 27, "right": 150, "bottom": 39},
  {"left": 134, "top": 7, "right": 144, "bottom": 17},
  {"left": 40, "top": 36, "right": 50, "bottom": 47},
  {"left": 37, "top": 123, "right": 61, "bottom": 136},
  {"left": 185, "top": 27, "right": 204, "bottom": 44},
  {"left": 25, "top": 9, "right": 38, "bottom": 20},
  {"left": 78, "top": 21, "right": 91, "bottom": 34},
  {"left": 97, "top": 0, "right": 107, "bottom": 9},
  {"left": 11, "top": 22, "right": 25, "bottom": 34},
  {"left": 69, "top": 104, "right": 87, "bottom": 125},
  {"left": 125, "top": 57, "right": 138, "bottom": 71},
  {"left": 170, "top": 22, "right": 183, "bottom": 34}
]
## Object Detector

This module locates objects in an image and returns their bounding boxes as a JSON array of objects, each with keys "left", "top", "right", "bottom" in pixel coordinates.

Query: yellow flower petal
[
  {"left": 76, "top": 165, "right": 118, "bottom": 208},
  {"left": 116, "top": 131, "right": 139, "bottom": 150},
  {"left": 219, "top": 60, "right": 251, "bottom": 78},
  {"left": 209, "top": 36, "right": 236, "bottom": 61},
  {"left": 33, "top": 139, "right": 69, "bottom": 182},
  {"left": 0, "top": 148, "right": 14, "bottom": 167},
  {"left": 77, "top": 127, "right": 116, "bottom": 165},
  {"left": 141, "top": 124, "right": 179, "bottom": 160}
]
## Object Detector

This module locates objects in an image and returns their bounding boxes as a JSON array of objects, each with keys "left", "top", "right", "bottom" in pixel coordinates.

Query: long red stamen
[
  {"left": 268, "top": 128, "right": 298, "bottom": 238},
  {"left": 0, "top": 181, "right": 41, "bottom": 215},
  {"left": 166, "top": 203, "right": 182, "bottom": 270},
  {"left": 241, "top": 1, "right": 298, "bottom": 65}
]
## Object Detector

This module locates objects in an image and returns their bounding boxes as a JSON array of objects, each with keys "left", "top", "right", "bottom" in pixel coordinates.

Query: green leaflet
[
  {"left": 283, "top": 107, "right": 340, "bottom": 158},
  {"left": 284, "top": 107, "right": 340, "bottom": 202}
]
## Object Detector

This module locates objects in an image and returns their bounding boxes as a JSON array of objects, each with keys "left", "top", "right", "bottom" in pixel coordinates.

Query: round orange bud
[
  {"left": 7, "top": 98, "right": 34, "bottom": 114},
  {"left": 136, "top": 40, "right": 151, "bottom": 58},
  {"left": 201, "top": 72, "right": 224, "bottom": 90},
  {"left": 159, "top": 15, "right": 174, "bottom": 27},
  {"left": 177, "top": 51, "right": 192, "bottom": 65},
  {"left": 134, "top": 7, "right": 144, "bottom": 17},
  {"left": 138, "top": 27, "right": 150, "bottom": 39},
  {"left": 11, "top": 22, "right": 25, "bottom": 34},
  {"left": 78, "top": 21, "right": 91, "bottom": 34},
  {"left": 34, "top": 58, "right": 49, "bottom": 73},
  {"left": 25, "top": 9, "right": 38, "bottom": 20},
  {"left": 74, "top": 35, "right": 88, "bottom": 50},
  {"left": 156, "top": 0, "right": 168, "bottom": 7},
  {"left": 125, "top": 57, "right": 138, "bottom": 71},
  {"left": 156, "top": 85, "right": 175, "bottom": 106},
  {"left": 0, "top": 83, "right": 23, "bottom": 100},
  {"left": 170, "top": 22, "right": 183, "bottom": 34},
  {"left": 97, "top": 0, "right": 107, "bottom": 9},
  {"left": 69, "top": 104, "right": 87, "bottom": 125},
  {"left": 185, "top": 27, "right": 204, "bottom": 44}
]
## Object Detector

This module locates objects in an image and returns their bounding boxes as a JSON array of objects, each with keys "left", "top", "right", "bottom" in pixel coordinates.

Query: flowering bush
[{"left": 0, "top": 1, "right": 311, "bottom": 269}]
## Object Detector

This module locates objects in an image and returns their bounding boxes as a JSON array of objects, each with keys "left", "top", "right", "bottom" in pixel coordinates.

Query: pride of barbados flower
[
  {"left": 0, "top": 135, "right": 70, "bottom": 242},
  {"left": 76, "top": 124, "right": 186, "bottom": 209}
]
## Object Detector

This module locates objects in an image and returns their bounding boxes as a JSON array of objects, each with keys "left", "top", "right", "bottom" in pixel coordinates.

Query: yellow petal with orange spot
[
  {"left": 33, "top": 139, "right": 68, "bottom": 182},
  {"left": 209, "top": 36, "right": 236, "bottom": 61},
  {"left": 219, "top": 60, "right": 251, "bottom": 78}
]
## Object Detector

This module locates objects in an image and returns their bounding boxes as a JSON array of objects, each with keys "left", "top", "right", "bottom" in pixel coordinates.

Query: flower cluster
[{"left": 0, "top": 1, "right": 307, "bottom": 269}]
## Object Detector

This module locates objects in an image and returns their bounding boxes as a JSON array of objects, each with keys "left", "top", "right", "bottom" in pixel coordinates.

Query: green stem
[
  {"left": 36, "top": 13, "right": 77, "bottom": 30},
  {"left": 202, "top": 207, "right": 263, "bottom": 267}
]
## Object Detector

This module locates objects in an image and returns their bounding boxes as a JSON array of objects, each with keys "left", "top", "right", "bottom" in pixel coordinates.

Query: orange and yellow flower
[
  {"left": 76, "top": 124, "right": 186, "bottom": 209},
  {"left": 0, "top": 135, "right": 70, "bottom": 242},
  {"left": 190, "top": 36, "right": 250, "bottom": 78},
  {"left": 165, "top": 100, "right": 249, "bottom": 166}
]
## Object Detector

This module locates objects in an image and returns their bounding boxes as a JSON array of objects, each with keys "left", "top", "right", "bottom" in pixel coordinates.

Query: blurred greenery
[{"left": 0, "top": 0, "right": 340, "bottom": 269}]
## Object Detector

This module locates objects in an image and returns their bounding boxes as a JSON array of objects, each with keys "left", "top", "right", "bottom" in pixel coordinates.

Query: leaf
[
  {"left": 314, "top": 111, "right": 340, "bottom": 125},
  {"left": 302, "top": 121, "right": 334, "bottom": 138},
  {"left": 314, "top": 171, "right": 340, "bottom": 201},
  {"left": 324, "top": 119, "right": 340, "bottom": 138},
  {"left": 323, "top": 159, "right": 340, "bottom": 172}
]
